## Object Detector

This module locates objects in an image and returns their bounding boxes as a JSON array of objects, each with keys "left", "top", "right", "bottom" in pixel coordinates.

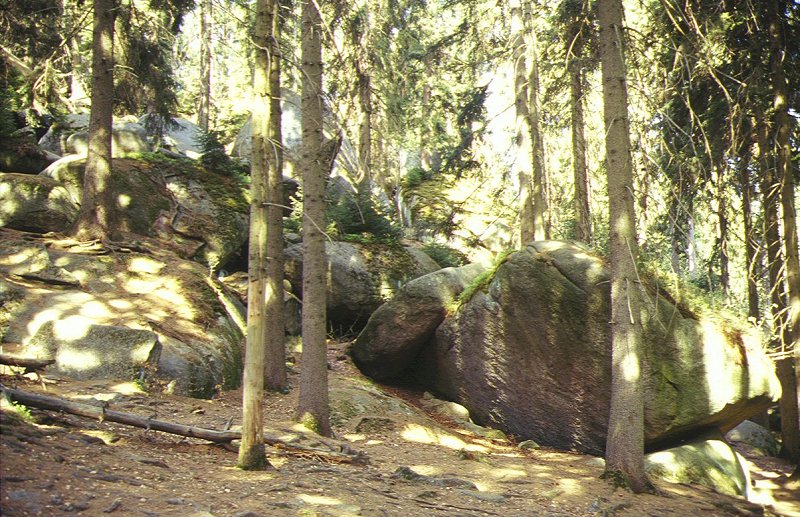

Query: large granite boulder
[
  {"left": 0, "top": 136, "right": 59, "bottom": 174},
  {"left": 65, "top": 122, "right": 151, "bottom": 157},
  {"left": 0, "top": 173, "right": 79, "bottom": 232},
  {"left": 40, "top": 155, "right": 248, "bottom": 269},
  {"left": 284, "top": 241, "right": 441, "bottom": 332},
  {"left": 37, "top": 113, "right": 90, "bottom": 155},
  {"left": 350, "top": 263, "right": 484, "bottom": 380},
  {"left": 645, "top": 431, "right": 751, "bottom": 498},
  {"left": 352, "top": 240, "right": 781, "bottom": 456},
  {"left": 0, "top": 230, "right": 244, "bottom": 397},
  {"left": 25, "top": 321, "right": 161, "bottom": 381}
]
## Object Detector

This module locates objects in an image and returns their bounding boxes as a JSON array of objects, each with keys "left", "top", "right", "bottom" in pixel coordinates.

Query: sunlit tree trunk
[
  {"left": 768, "top": 0, "right": 800, "bottom": 464},
  {"left": 599, "top": 0, "right": 653, "bottom": 493},
  {"left": 526, "top": 9, "right": 547, "bottom": 241},
  {"left": 198, "top": 0, "right": 212, "bottom": 132},
  {"left": 238, "top": 0, "right": 277, "bottom": 471},
  {"left": 297, "top": 0, "right": 331, "bottom": 437},
  {"left": 510, "top": 0, "right": 535, "bottom": 245},
  {"left": 73, "top": 0, "right": 116, "bottom": 242},
  {"left": 264, "top": 0, "right": 286, "bottom": 392}
]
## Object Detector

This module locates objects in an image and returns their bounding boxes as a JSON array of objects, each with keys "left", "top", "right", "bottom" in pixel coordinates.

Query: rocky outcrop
[
  {"left": 351, "top": 240, "right": 781, "bottom": 456},
  {"left": 0, "top": 229, "right": 244, "bottom": 397},
  {"left": 39, "top": 155, "right": 248, "bottom": 269},
  {"left": 350, "top": 263, "right": 483, "bottom": 379},
  {"left": 25, "top": 321, "right": 161, "bottom": 381},
  {"left": 65, "top": 123, "right": 150, "bottom": 157},
  {"left": 0, "top": 136, "right": 58, "bottom": 174},
  {"left": 0, "top": 173, "right": 79, "bottom": 232},
  {"left": 284, "top": 241, "right": 442, "bottom": 332}
]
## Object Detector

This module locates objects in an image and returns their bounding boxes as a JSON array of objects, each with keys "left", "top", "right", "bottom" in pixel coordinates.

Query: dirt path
[{"left": 2, "top": 344, "right": 798, "bottom": 516}]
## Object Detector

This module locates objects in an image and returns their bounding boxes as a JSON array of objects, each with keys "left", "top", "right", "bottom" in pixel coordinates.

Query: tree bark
[
  {"left": 569, "top": 45, "right": 591, "bottom": 243},
  {"left": 72, "top": 0, "right": 116, "bottom": 242},
  {"left": 510, "top": 0, "right": 535, "bottom": 246},
  {"left": 738, "top": 131, "right": 760, "bottom": 322},
  {"left": 197, "top": 0, "right": 212, "bottom": 132},
  {"left": 238, "top": 0, "right": 276, "bottom": 471},
  {"left": 297, "top": 0, "right": 331, "bottom": 437},
  {"left": 768, "top": 0, "right": 800, "bottom": 464},
  {"left": 598, "top": 0, "right": 653, "bottom": 493},
  {"left": 526, "top": 7, "right": 547, "bottom": 242},
  {"left": 264, "top": 0, "right": 286, "bottom": 392}
]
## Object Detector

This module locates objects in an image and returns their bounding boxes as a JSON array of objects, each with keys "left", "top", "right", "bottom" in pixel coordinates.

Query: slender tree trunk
[
  {"left": 527, "top": 11, "right": 547, "bottom": 241},
  {"left": 357, "top": 66, "right": 372, "bottom": 184},
  {"left": 237, "top": 0, "right": 276, "bottom": 471},
  {"left": 511, "top": 0, "right": 535, "bottom": 245},
  {"left": 716, "top": 161, "right": 730, "bottom": 299},
  {"left": 768, "top": 0, "right": 800, "bottom": 464},
  {"left": 598, "top": 0, "right": 653, "bottom": 493},
  {"left": 264, "top": 0, "right": 286, "bottom": 392},
  {"left": 73, "top": 0, "right": 116, "bottom": 242},
  {"left": 738, "top": 136, "right": 760, "bottom": 322},
  {"left": 569, "top": 57, "right": 591, "bottom": 243},
  {"left": 198, "top": 0, "right": 212, "bottom": 132},
  {"left": 297, "top": 0, "right": 331, "bottom": 437}
]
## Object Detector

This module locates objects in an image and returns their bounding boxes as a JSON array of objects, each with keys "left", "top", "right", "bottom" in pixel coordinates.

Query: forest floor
[{"left": 1, "top": 340, "right": 799, "bottom": 517}]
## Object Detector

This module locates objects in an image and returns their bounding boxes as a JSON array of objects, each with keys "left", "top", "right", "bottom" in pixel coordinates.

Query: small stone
[{"left": 519, "top": 440, "right": 541, "bottom": 450}]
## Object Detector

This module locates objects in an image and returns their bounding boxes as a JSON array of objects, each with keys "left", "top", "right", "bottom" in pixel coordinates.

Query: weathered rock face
[
  {"left": 350, "top": 263, "right": 484, "bottom": 380},
  {"left": 64, "top": 123, "right": 151, "bottom": 157},
  {"left": 0, "top": 136, "right": 58, "bottom": 174},
  {"left": 39, "top": 155, "right": 248, "bottom": 269},
  {"left": 0, "top": 173, "right": 79, "bottom": 232},
  {"left": 26, "top": 321, "right": 161, "bottom": 381},
  {"left": 0, "top": 230, "right": 244, "bottom": 397},
  {"left": 284, "top": 241, "right": 442, "bottom": 333},
  {"left": 645, "top": 431, "right": 751, "bottom": 498},
  {"left": 352, "top": 241, "right": 781, "bottom": 456}
]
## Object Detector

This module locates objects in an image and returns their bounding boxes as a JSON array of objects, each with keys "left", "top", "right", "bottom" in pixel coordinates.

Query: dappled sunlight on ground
[{"left": 400, "top": 422, "right": 488, "bottom": 452}]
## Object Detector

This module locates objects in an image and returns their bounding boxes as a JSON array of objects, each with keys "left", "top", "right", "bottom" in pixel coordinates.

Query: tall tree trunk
[
  {"left": 297, "top": 0, "right": 331, "bottom": 437},
  {"left": 198, "top": 0, "right": 212, "bottom": 132},
  {"left": 511, "top": 0, "right": 535, "bottom": 245},
  {"left": 527, "top": 10, "right": 547, "bottom": 241},
  {"left": 738, "top": 133, "right": 760, "bottom": 321},
  {"left": 238, "top": 0, "right": 277, "bottom": 471},
  {"left": 716, "top": 161, "right": 730, "bottom": 299},
  {"left": 73, "top": 0, "right": 116, "bottom": 242},
  {"left": 264, "top": 0, "right": 286, "bottom": 392},
  {"left": 598, "top": 0, "right": 653, "bottom": 493},
  {"left": 768, "top": 0, "right": 800, "bottom": 464},
  {"left": 569, "top": 54, "right": 591, "bottom": 243}
]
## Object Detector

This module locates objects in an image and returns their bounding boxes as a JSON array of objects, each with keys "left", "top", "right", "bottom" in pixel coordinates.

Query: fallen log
[
  {"left": 0, "top": 354, "right": 55, "bottom": 372},
  {"left": 1, "top": 383, "right": 240, "bottom": 442},
  {"left": 0, "top": 384, "right": 368, "bottom": 465}
]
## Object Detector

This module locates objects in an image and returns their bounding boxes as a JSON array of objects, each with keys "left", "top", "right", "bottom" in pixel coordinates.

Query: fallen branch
[
  {"left": 0, "top": 354, "right": 55, "bottom": 372},
  {"left": 0, "top": 384, "right": 368, "bottom": 465},
  {"left": 1, "top": 384, "right": 240, "bottom": 442}
]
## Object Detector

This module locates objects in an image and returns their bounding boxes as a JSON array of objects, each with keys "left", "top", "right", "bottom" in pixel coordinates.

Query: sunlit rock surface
[
  {"left": 352, "top": 240, "right": 781, "bottom": 455},
  {"left": 0, "top": 174, "right": 79, "bottom": 232},
  {"left": 645, "top": 431, "right": 752, "bottom": 498},
  {"left": 0, "top": 230, "right": 243, "bottom": 397},
  {"left": 285, "top": 241, "right": 442, "bottom": 333},
  {"left": 40, "top": 155, "right": 248, "bottom": 270}
]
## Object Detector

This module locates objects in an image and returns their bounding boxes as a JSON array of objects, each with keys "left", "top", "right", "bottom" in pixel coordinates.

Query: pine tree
[
  {"left": 599, "top": 0, "right": 653, "bottom": 493},
  {"left": 73, "top": 0, "right": 116, "bottom": 242}
]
